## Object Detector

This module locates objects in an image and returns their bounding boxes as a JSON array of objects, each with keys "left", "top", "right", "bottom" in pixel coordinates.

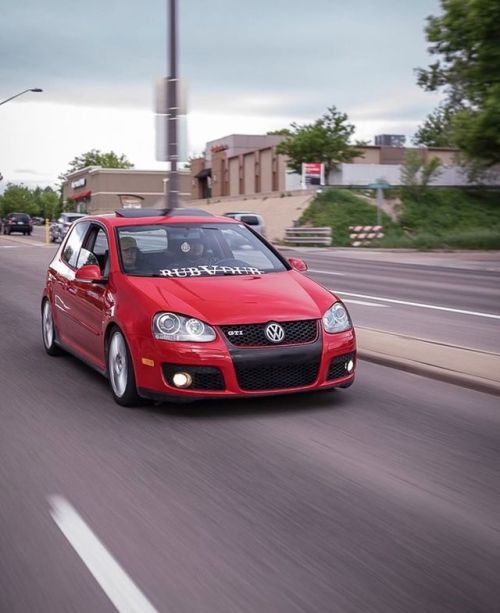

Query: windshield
[{"left": 116, "top": 223, "right": 287, "bottom": 277}]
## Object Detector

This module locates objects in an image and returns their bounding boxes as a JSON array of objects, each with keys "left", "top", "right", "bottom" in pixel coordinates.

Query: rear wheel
[
  {"left": 107, "top": 328, "right": 140, "bottom": 407},
  {"left": 42, "top": 299, "right": 62, "bottom": 356}
]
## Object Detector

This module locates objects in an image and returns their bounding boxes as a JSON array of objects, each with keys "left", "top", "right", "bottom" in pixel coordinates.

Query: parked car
[
  {"left": 2, "top": 212, "right": 33, "bottom": 235},
  {"left": 49, "top": 212, "right": 86, "bottom": 243},
  {"left": 31, "top": 216, "right": 45, "bottom": 226},
  {"left": 41, "top": 207, "right": 356, "bottom": 406},
  {"left": 224, "top": 212, "right": 266, "bottom": 237}
]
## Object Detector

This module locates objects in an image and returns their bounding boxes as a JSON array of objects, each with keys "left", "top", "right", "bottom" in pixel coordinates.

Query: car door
[
  {"left": 50, "top": 220, "right": 91, "bottom": 350},
  {"left": 70, "top": 224, "right": 112, "bottom": 368}
]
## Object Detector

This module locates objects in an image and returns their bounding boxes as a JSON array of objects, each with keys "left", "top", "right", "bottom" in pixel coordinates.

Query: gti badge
[{"left": 265, "top": 322, "right": 285, "bottom": 343}]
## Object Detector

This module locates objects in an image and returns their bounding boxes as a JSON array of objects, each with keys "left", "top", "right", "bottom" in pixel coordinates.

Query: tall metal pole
[{"left": 167, "top": 0, "right": 179, "bottom": 208}]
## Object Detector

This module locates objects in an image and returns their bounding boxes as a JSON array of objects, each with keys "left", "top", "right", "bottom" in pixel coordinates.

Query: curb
[{"left": 356, "top": 341, "right": 500, "bottom": 397}]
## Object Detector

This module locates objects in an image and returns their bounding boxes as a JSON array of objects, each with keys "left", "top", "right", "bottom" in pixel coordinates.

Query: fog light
[
  {"left": 346, "top": 360, "right": 354, "bottom": 373},
  {"left": 172, "top": 372, "right": 193, "bottom": 388}
]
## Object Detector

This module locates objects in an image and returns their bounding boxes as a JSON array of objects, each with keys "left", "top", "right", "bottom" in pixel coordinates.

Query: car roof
[{"left": 79, "top": 207, "right": 241, "bottom": 229}]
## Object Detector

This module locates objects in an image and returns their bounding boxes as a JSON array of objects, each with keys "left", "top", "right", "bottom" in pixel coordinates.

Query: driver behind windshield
[{"left": 120, "top": 236, "right": 146, "bottom": 273}]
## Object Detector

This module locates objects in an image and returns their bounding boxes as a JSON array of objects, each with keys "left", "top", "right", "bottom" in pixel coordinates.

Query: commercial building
[
  {"left": 191, "top": 134, "right": 288, "bottom": 200},
  {"left": 190, "top": 133, "right": 479, "bottom": 199},
  {"left": 62, "top": 167, "right": 191, "bottom": 213}
]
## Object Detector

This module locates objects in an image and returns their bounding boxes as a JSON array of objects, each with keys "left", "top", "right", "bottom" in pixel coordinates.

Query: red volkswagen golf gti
[{"left": 41, "top": 208, "right": 356, "bottom": 406}]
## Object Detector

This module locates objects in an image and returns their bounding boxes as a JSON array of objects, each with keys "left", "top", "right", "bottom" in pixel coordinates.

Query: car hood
[{"left": 126, "top": 271, "right": 336, "bottom": 324}]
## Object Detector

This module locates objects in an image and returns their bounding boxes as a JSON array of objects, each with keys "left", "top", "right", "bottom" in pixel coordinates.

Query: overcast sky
[{"left": 0, "top": 0, "right": 443, "bottom": 189}]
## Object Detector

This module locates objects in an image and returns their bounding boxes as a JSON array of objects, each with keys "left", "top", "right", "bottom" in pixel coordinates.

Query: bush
[{"left": 399, "top": 188, "right": 500, "bottom": 235}]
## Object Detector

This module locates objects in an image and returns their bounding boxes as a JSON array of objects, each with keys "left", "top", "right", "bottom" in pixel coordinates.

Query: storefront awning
[
  {"left": 195, "top": 168, "right": 211, "bottom": 179},
  {"left": 70, "top": 190, "right": 91, "bottom": 201}
]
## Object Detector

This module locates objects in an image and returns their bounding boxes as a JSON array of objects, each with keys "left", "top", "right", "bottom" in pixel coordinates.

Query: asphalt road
[
  {"left": 1, "top": 234, "right": 500, "bottom": 612},
  {"left": 281, "top": 249, "right": 500, "bottom": 353}
]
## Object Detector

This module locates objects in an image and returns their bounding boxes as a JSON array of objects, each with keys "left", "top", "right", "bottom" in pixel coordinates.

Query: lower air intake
[{"left": 235, "top": 361, "right": 319, "bottom": 391}]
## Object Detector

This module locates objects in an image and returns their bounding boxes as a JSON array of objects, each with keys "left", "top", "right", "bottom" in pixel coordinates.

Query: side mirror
[
  {"left": 288, "top": 257, "right": 308, "bottom": 272},
  {"left": 75, "top": 264, "right": 106, "bottom": 284}
]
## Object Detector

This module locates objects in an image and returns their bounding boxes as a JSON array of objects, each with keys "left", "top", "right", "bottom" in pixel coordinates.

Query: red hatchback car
[{"left": 41, "top": 208, "right": 356, "bottom": 406}]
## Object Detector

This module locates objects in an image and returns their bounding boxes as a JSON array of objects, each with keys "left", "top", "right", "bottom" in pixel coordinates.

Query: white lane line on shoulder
[
  {"left": 344, "top": 299, "right": 388, "bottom": 308},
  {"left": 49, "top": 495, "right": 159, "bottom": 613},
  {"left": 308, "top": 269, "right": 345, "bottom": 276},
  {"left": 330, "top": 290, "right": 500, "bottom": 320},
  {"left": 0, "top": 245, "right": 18, "bottom": 249}
]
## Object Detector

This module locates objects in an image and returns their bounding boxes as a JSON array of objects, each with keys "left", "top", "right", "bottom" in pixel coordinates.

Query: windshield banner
[{"left": 159, "top": 265, "right": 265, "bottom": 278}]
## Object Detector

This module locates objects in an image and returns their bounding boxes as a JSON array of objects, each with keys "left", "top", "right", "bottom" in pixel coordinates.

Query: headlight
[
  {"left": 322, "top": 302, "right": 352, "bottom": 333},
  {"left": 153, "top": 312, "right": 216, "bottom": 342}
]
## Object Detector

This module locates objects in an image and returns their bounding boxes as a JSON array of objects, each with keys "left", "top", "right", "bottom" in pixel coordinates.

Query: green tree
[
  {"left": 400, "top": 150, "right": 442, "bottom": 200},
  {"left": 415, "top": 0, "right": 500, "bottom": 168},
  {"left": 276, "top": 106, "right": 363, "bottom": 182},
  {"left": 413, "top": 103, "right": 458, "bottom": 147},
  {"left": 39, "top": 189, "right": 61, "bottom": 220},
  {"left": 59, "top": 149, "right": 134, "bottom": 181},
  {"left": 0, "top": 184, "right": 37, "bottom": 216}
]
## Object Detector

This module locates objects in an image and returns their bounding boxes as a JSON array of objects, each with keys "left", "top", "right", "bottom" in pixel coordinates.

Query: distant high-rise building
[{"left": 374, "top": 134, "right": 406, "bottom": 147}]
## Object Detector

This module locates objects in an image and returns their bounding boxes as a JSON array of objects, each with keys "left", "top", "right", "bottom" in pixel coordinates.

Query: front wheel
[
  {"left": 42, "top": 299, "right": 62, "bottom": 356},
  {"left": 107, "top": 328, "right": 140, "bottom": 407}
]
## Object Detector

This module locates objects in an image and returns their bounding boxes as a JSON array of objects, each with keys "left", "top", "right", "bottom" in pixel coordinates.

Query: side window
[
  {"left": 85, "top": 225, "right": 110, "bottom": 273},
  {"left": 76, "top": 249, "right": 99, "bottom": 269},
  {"left": 62, "top": 222, "right": 90, "bottom": 268},
  {"left": 93, "top": 228, "right": 109, "bottom": 257}
]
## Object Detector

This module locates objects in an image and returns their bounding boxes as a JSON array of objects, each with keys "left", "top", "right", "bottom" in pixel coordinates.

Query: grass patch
[
  {"left": 299, "top": 187, "right": 500, "bottom": 249},
  {"left": 299, "top": 189, "right": 402, "bottom": 247}
]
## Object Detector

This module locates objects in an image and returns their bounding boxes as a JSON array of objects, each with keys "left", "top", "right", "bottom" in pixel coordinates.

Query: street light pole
[
  {"left": 166, "top": 0, "right": 179, "bottom": 208},
  {"left": 0, "top": 88, "right": 43, "bottom": 106}
]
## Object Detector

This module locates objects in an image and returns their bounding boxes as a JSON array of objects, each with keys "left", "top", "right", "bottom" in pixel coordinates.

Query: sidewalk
[{"left": 357, "top": 327, "right": 500, "bottom": 396}]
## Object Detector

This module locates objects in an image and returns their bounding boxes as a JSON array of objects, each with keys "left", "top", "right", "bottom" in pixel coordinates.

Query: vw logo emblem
[{"left": 265, "top": 322, "right": 285, "bottom": 343}]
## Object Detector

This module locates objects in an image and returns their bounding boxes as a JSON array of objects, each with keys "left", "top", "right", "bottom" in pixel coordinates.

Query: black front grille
[
  {"left": 162, "top": 364, "right": 225, "bottom": 390},
  {"left": 221, "top": 319, "right": 318, "bottom": 347},
  {"left": 327, "top": 352, "right": 356, "bottom": 381},
  {"left": 235, "top": 361, "right": 320, "bottom": 391}
]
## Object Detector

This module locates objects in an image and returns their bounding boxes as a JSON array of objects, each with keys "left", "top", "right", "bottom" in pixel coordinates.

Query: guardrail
[{"left": 283, "top": 227, "right": 332, "bottom": 247}]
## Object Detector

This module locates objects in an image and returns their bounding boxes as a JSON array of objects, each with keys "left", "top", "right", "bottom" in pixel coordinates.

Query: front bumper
[{"left": 130, "top": 328, "right": 356, "bottom": 401}]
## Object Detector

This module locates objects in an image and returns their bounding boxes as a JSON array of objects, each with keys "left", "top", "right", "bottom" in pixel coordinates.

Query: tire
[
  {"left": 42, "top": 299, "right": 62, "bottom": 356},
  {"left": 107, "top": 328, "right": 140, "bottom": 407}
]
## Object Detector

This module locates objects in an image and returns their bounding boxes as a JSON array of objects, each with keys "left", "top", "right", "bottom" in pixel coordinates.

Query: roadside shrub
[{"left": 400, "top": 189, "right": 500, "bottom": 235}]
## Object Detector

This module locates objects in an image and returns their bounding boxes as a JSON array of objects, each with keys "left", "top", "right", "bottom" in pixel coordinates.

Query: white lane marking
[
  {"left": 330, "top": 290, "right": 500, "bottom": 320},
  {"left": 308, "top": 269, "right": 345, "bottom": 276},
  {"left": 49, "top": 495, "right": 159, "bottom": 613},
  {"left": 0, "top": 245, "right": 18, "bottom": 249},
  {"left": 344, "top": 299, "right": 388, "bottom": 308}
]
